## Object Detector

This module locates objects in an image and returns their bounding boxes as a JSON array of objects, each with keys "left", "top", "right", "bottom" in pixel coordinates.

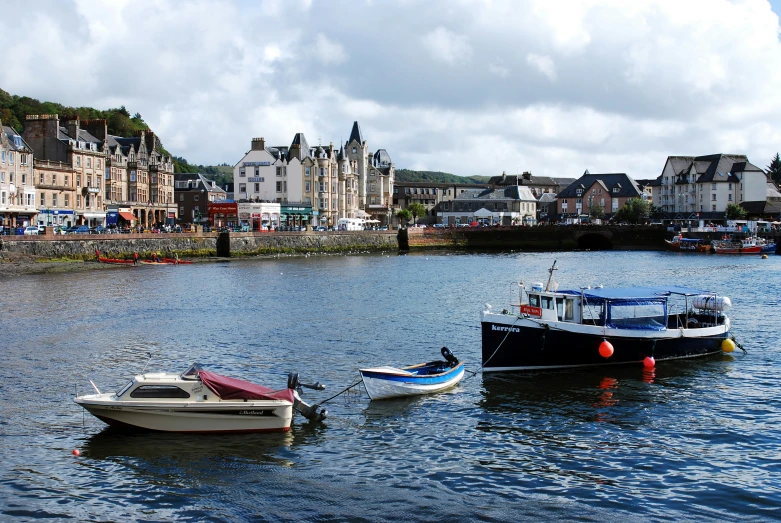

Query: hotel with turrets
[{"left": 233, "top": 121, "right": 395, "bottom": 229}]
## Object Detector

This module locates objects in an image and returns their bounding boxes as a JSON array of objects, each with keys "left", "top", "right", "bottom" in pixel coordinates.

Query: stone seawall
[
  {"left": 0, "top": 231, "right": 398, "bottom": 260},
  {"left": 401, "top": 225, "right": 669, "bottom": 251}
]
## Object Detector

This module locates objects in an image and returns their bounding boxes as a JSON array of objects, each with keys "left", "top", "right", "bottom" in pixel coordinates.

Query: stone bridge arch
[{"left": 574, "top": 230, "right": 614, "bottom": 250}]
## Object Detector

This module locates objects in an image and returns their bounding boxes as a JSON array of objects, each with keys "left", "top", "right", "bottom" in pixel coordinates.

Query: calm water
[{"left": 1, "top": 251, "right": 780, "bottom": 522}]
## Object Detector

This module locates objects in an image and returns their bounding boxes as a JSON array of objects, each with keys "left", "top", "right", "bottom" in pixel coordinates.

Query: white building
[
  {"left": 0, "top": 122, "right": 36, "bottom": 229},
  {"left": 651, "top": 154, "right": 768, "bottom": 220},
  {"left": 439, "top": 186, "right": 538, "bottom": 226}
]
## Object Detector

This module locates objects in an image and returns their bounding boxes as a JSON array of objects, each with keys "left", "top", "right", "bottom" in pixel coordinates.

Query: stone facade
[{"left": 23, "top": 114, "right": 175, "bottom": 228}]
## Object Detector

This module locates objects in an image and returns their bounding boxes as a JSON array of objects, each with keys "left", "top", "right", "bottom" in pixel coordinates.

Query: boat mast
[{"left": 545, "top": 260, "right": 558, "bottom": 292}]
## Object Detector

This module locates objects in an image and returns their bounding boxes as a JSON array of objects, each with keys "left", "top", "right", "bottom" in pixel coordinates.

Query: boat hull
[
  {"left": 360, "top": 363, "right": 465, "bottom": 400},
  {"left": 75, "top": 399, "right": 293, "bottom": 433},
  {"left": 481, "top": 314, "right": 729, "bottom": 371}
]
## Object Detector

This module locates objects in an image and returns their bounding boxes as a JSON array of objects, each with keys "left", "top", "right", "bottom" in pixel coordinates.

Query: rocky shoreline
[{"left": 0, "top": 251, "right": 122, "bottom": 279}]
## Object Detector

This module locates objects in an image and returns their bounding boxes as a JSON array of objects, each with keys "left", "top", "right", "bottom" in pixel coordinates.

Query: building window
[
  {"left": 40, "top": 193, "right": 45, "bottom": 206},
  {"left": 240, "top": 168, "right": 245, "bottom": 177},
  {"left": 276, "top": 181, "right": 282, "bottom": 192},
  {"left": 194, "top": 195, "right": 199, "bottom": 202},
  {"left": 97, "top": 159, "right": 101, "bottom": 169},
  {"left": 64, "top": 194, "right": 69, "bottom": 206},
  {"left": 319, "top": 168, "right": 324, "bottom": 177},
  {"left": 179, "top": 194, "right": 184, "bottom": 202},
  {"left": 40, "top": 173, "right": 44, "bottom": 185},
  {"left": 53, "top": 193, "right": 58, "bottom": 207},
  {"left": 306, "top": 181, "right": 311, "bottom": 192},
  {"left": 130, "top": 171, "right": 136, "bottom": 182},
  {"left": 276, "top": 167, "right": 282, "bottom": 177},
  {"left": 76, "top": 175, "right": 81, "bottom": 187},
  {"left": 712, "top": 194, "right": 716, "bottom": 201},
  {"left": 352, "top": 147, "right": 356, "bottom": 154},
  {"left": 86, "top": 158, "right": 91, "bottom": 168},
  {"left": 238, "top": 183, "right": 246, "bottom": 194},
  {"left": 728, "top": 194, "right": 733, "bottom": 201},
  {"left": 254, "top": 183, "right": 260, "bottom": 192}
]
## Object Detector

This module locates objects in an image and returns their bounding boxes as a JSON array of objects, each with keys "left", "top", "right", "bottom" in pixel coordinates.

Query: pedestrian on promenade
[{"left": 133, "top": 252, "right": 139, "bottom": 266}]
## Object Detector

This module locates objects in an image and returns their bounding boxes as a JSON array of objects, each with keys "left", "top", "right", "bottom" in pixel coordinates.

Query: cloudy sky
[{"left": 3, "top": 0, "right": 781, "bottom": 180}]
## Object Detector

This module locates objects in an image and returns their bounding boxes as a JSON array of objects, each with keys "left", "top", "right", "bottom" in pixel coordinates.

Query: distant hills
[{"left": 394, "top": 169, "right": 488, "bottom": 184}]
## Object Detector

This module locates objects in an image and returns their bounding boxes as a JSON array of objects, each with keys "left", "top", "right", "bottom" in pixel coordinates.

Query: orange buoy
[
  {"left": 643, "top": 356, "right": 655, "bottom": 369},
  {"left": 72, "top": 449, "right": 80, "bottom": 456},
  {"left": 599, "top": 340, "right": 614, "bottom": 358}
]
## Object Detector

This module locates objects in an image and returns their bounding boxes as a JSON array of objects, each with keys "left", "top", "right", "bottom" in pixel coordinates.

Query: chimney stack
[{"left": 251, "top": 137, "right": 265, "bottom": 151}]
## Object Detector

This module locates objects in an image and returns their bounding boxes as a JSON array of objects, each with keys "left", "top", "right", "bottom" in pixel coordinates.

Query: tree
[
  {"left": 396, "top": 208, "right": 412, "bottom": 225},
  {"left": 589, "top": 204, "right": 605, "bottom": 220},
  {"left": 613, "top": 198, "right": 651, "bottom": 224},
  {"left": 766, "top": 153, "right": 781, "bottom": 184},
  {"left": 725, "top": 203, "right": 747, "bottom": 220},
  {"left": 407, "top": 202, "right": 426, "bottom": 224}
]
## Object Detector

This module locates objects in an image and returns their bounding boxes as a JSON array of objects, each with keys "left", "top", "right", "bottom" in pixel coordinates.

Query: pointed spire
[{"left": 348, "top": 121, "right": 363, "bottom": 145}]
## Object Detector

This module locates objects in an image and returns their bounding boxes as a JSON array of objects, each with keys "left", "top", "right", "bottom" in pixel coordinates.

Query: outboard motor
[
  {"left": 441, "top": 347, "right": 459, "bottom": 368},
  {"left": 288, "top": 372, "right": 328, "bottom": 422}
]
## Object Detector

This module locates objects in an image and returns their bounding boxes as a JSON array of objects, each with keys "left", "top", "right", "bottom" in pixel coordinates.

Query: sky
[{"left": 3, "top": 0, "right": 781, "bottom": 180}]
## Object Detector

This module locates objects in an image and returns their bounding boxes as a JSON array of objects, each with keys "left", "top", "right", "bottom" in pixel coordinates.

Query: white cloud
[
  {"left": 422, "top": 27, "right": 473, "bottom": 65},
  {"left": 526, "top": 53, "right": 557, "bottom": 81},
  {"left": 313, "top": 33, "right": 347, "bottom": 65},
  {"left": 1, "top": 0, "right": 781, "bottom": 181}
]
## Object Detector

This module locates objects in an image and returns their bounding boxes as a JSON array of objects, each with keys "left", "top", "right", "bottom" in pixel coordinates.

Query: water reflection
[{"left": 81, "top": 428, "right": 295, "bottom": 466}]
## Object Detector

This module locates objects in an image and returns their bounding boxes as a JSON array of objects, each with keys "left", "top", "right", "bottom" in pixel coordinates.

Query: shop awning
[{"left": 119, "top": 212, "right": 136, "bottom": 221}]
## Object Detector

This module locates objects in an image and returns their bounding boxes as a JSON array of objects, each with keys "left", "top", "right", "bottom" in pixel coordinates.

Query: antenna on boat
[
  {"left": 545, "top": 260, "right": 558, "bottom": 291},
  {"left": 141, "top": 352, "right": 153, "bottom": 373}
]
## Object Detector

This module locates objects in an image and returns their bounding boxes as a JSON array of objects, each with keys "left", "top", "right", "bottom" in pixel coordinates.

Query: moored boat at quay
[
  {"left": 711, "top": 236, "right": 775, "bottom": 254},
  {"left": 665, "top": 235, "right": 712, "bottom": 252},
  {"left": 480, "top": 261, "right": 734, "bottom": 372}
]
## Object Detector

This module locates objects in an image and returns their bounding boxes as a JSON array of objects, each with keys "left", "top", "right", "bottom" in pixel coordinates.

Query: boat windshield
[
  {"left": 181, "top": 363, "right": 202, "bottom": 380},
  {"left": 606, "top": 299, "right": 667, "bottom": 330},
  {"left": 115, "top": 379, "right": 135, "bottom": 398}
]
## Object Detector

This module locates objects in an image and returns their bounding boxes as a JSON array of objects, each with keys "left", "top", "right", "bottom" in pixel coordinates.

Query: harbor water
[{"left": 1, "top": 251, "right": 780, "bottom": 521}]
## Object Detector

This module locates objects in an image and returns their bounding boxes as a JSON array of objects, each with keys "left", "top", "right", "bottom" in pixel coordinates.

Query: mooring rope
[{"left": 316, "top": 379, "right": 364, "bottom": 405}]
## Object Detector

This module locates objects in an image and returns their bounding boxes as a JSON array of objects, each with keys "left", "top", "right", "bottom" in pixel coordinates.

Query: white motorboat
[
  {"left": 74, "top": 363, "right": 326, "bottom": 433},
  {"left": 359, "top": 347, "right": 465, "bottom": 401}
]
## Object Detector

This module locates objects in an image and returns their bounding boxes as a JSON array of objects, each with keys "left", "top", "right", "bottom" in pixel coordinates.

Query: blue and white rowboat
[{"left": 359, "top": 347, "right": 465, "bottom": 401}]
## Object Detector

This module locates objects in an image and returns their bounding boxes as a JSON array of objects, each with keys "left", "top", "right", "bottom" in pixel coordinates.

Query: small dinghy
[{"left": 359, "top": 347, "right": 465, "bottom": 401}]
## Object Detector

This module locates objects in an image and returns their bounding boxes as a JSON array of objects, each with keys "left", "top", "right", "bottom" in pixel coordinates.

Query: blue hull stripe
[{"left": 361, "top": 364, "right": 464, "bottom": 385}]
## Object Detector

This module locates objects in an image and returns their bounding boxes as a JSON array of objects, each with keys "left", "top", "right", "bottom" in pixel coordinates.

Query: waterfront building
[
  {"left": 237, "top": 201, "right": 281, "bottom": 230},
  {"left": 393, "top": 181, "right": 488, "bottom": 225},
  {"left": 556, "top": 172, "right": 643, "bottom": 221},
  {"left": 0, "top": 121, "right": 36, "bottom": 228},
  {"left": 24, "top": 115, "right": 106, "bottom": 226},
  {"left": 33, "top": 159, "right": 76, "bottom": 228},
  {"left": 22, "top": 114, "right": 176, "bottom": 227},
  {"left": 173, "top": 173, "right": 227, "bottom": 226},
  {"left": 650, "top": 154, "right": 768, "bottom": 222},
  {"left": 439, "top": 186, "right": 537, "bottom": 226},
  {"left": 234, "top": 121, "right": 394, "bottom": 228},
  {"left": 488, "top": 171, "right": 576, "bottom": 198},
  {"left": 537, "top": 192, "right": 557, "bottom": 222}
]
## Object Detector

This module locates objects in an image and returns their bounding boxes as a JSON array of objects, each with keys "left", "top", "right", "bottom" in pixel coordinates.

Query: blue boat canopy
[{"left": 559, "top": 286, "right": 712, "bottom": 301}]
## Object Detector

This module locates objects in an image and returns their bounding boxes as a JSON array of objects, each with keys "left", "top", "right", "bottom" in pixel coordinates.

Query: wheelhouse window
[{"left": 130, "top": 386, "right": 191, "bottom": 399}]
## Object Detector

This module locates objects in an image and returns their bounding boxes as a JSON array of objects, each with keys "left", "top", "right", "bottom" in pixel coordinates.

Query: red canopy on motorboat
[{"left": 198, "top": 370, "right": 295, "bottom": 403}]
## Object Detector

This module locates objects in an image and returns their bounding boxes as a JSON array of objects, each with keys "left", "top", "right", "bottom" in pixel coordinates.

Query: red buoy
[
  {"left": 599, "top": 340, "right": 614, "bottom": 358},
  {"left": 643, "top": 356, "right": 655, "bottom": 369},
  {"left": 72, "top": 449, "right": 80, "bottom": 456}
]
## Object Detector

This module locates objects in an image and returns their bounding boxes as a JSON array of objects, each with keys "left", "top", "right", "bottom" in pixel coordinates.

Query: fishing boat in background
[
  {"left": 665, "top": 235, "right": 712, "bottom": 252},
  {"left": 359, "top": 347, "right": 465, "bottom": 400},
  {"left": 74, "top": 363, "right": 327, "bottom": 433},
  {"left": 480, "top": 261, "right": 734, "bottom": 372},
  {"left": 95, "top": 250, "right": 134, "bottom": 265},
  {"left": 711, "top": 236, "right": 774, "bottom": 254}
]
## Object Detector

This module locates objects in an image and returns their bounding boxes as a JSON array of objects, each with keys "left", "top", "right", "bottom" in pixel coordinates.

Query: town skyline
[{"left": 3, "top": 0, "right": 781, "bottom": 180}]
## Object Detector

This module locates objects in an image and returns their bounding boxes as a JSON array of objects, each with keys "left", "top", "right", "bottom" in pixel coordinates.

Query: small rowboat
[
  {"left": 95, "top": 250, "right": 134, "bottom": 265},
  {"left": 359, "top": 347, "right": 465, "bottom": 401}
]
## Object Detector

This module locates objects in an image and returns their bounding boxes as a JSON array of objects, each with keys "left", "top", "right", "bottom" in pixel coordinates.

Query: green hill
[
  {"left": 395, "top": 169, "right": 486, "bottom": 184},
  {"left": 0, "top": 88, "right": 219, "bottom": 174}
]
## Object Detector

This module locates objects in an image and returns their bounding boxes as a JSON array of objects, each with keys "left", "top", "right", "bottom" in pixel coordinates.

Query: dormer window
[{"left": 576, "top": 189, "right": 583, "bottom": 196}]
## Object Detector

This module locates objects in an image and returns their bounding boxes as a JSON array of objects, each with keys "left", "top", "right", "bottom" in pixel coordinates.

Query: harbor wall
[
  {"left": 0, "top": 231, "right": 399, "bottom": 260},
  {"left": 400, "top": 225, "right": 670, "bottom": 251}
]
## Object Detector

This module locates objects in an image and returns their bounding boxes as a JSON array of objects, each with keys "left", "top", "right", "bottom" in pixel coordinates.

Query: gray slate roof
[
  {"left": 455, "top": 185, "right": 537, "bottom": 201},
  {"left": 557, "top": 173, "right": 642, "bottom": 199}
]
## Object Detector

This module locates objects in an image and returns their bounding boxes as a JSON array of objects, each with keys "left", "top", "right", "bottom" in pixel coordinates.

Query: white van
[{"left": 337, "top": 218, "right": 365, "bottom": 231}]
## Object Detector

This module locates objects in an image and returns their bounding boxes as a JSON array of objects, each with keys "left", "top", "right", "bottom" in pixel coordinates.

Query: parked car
[
  {"left": 90, "top": 226, "right": 106, "bottom": 234},
  {"left": 67, "top": 225, "right": 90, "bottom": 234},
  {"left": 23, "top": 226, "right": 39, "bottom": 235}
]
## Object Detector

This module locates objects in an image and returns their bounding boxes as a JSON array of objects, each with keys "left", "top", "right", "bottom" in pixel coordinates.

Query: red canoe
[{"left": 95, "top": 250, "right": 134, "bottom": 265}]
